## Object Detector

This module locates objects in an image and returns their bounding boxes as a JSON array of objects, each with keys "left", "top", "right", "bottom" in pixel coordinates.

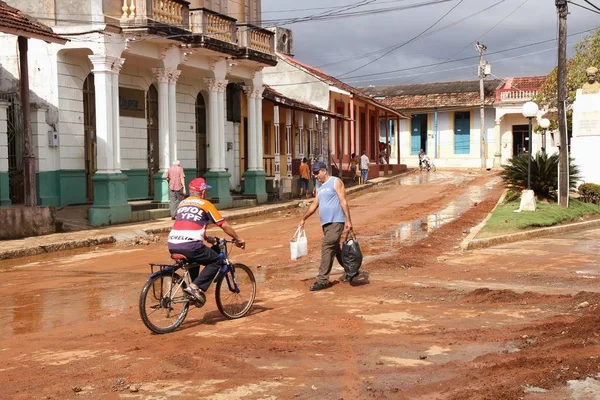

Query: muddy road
[{"left": 2, "top": 170, "right": 600, "bottom": 400}]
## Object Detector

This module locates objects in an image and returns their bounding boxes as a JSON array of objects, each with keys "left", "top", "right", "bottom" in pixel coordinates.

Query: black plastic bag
[{"left": 341, "top": 230, "right": 363, "bottom": 276}]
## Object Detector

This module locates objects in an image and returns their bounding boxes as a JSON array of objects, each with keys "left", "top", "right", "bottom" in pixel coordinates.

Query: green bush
[
  {"left": 503, "top": 189, "right": 521, "bottom": 203},
  {"left": 579, "top": 183, "right": 600, "bottom": 203},
  {"left": 500, "top": 152, "right": 580, "bottom": 200}
]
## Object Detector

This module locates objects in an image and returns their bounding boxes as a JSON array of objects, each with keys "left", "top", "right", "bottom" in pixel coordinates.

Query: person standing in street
[
  {"left": 360, "top": 150, "right": 370, "bottom": 184},
  {"left": 299, "top": 157, "right": 310, "bottom": 198},
  {"left": 298, "top": 161, "right": 353, "bottom": 291},
  {"left": 167, "top": 160, "right": 186, "bottom": 220}
]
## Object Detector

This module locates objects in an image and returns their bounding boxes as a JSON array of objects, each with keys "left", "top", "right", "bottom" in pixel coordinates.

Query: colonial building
[
  {"left": 0, "top": 0, "right": 278, "bottom": 226},
  {"left": 264, "top": 28, "right": 406, "bottom": 181}
]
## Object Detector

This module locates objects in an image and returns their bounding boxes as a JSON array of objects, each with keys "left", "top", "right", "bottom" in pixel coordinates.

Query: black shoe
[
  {"left": 309, "top": 282, "right": 330, "bottom": 292},
  {"left": 340, "top": 273, "right": 358, "bottom": 283},
  {"left": 183, "top": 287, "right": 206, "bottom": 306}
]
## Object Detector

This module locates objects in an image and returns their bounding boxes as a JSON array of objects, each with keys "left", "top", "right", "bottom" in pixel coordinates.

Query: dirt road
[{"left": 2, "top": 170, "right": 600, "bottom": 400}]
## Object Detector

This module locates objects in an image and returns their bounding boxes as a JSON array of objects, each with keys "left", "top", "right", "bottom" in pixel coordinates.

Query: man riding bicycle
[{"left": 167, "top": 177, "right": 245, "bottom": 305}]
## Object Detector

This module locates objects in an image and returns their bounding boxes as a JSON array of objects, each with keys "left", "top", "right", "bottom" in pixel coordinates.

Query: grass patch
[{"left": 476, "top": 199, "right": 600, "bottom": 239}]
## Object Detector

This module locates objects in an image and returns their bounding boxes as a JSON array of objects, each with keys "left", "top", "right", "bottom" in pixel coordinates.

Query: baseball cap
[
  {"left": 312, "top": 161, "right": 327, "bottom": 172},
  {"left": 189, "top": 177, "right": 212, "bottom": 192}
]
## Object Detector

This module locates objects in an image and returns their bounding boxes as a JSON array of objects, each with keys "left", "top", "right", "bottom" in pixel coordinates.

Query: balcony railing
[
  {"left": 120, "top": 0, "right": 189, "bottom": 27},
  {"left": 496, "top": 89, "right": 538, "bottom": 103},
  {"left": 237, "top": 24, "right": 275, "bottom": 55},
  {"left": 189, "top": 8, "right": 237, "bottom": 44}
]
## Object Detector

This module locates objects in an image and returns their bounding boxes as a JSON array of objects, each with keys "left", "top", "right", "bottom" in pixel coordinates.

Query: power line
[
  {"left": 582, "top": 0, "right": 600, "bottom": 12},
  {"left": 569, "top": 1, "right": 600, "bottom": 14}
]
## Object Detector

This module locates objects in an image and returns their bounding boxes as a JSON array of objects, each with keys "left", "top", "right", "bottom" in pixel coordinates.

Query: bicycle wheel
[
  {"left": 139, "top": 273, "right": 189, "bottom": 334},
  {"left": 431, "top": 163, "right": 436, "bottom": 172},
  {"left": 215, "top": 263, "right": 256, "bottom": 319}
]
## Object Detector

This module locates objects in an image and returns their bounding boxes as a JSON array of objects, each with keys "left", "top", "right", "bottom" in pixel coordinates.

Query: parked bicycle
[
  {"left": 420, "top": 158, "right": 436, "bottom": 172},
  {"left": 139, "top": 238, "right": 256, "bottom": 334}
]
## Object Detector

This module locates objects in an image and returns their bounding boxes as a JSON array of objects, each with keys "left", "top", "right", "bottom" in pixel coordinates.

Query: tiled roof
[
  {"left": 361, "top": 79, "right": 502, "bottom": 97},
  {"left": 499, "top": 76, "right": 546, "bottom": 90},
  {"left": 263, "top": 85, "right": 348, "bottom": 120},
  {"left": 278, "top": 53, "right": 404, "bottom": 117},
  {"left": 378, "top": 92, "right": 495, "bottom": 111},
  {"left": 0, "top": 1, "right": 66, "bottom": 43}
]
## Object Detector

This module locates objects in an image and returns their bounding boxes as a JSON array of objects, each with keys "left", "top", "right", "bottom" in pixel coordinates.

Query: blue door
[
  {"left": 454, "top": 111, "right": 470, "bottom": 154},
  {"left": 411, "top": 114, "right": 427, "bottom": 155}
]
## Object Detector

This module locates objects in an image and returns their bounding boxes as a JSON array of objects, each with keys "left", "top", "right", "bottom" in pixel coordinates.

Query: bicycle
[
  {"left": 420, "top": 158, "right": 436, "bottom": 172},
  {"left": 139, "top": 238, "right": 256, "bottom": 334}
]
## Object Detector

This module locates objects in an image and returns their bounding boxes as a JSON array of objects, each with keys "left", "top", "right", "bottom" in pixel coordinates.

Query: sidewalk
[{"left": 0, "top": 173, "right": 406, "bottom": 261}]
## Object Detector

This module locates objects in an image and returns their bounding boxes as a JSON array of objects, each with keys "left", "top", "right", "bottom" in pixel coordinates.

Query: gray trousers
[
  {"left": 317, "top": 222, "right": 346, "bottom": 284},
  {"left": 169, "top": 189, "right": 185, "bottom": 217}
]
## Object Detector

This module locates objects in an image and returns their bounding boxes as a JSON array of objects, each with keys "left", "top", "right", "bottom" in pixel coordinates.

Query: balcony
[
  {"left": 237, "top": 24, "right": 277, "bottom": 66},
  {"left": 496, "top": 88, "right": 538, "bottom": 104},
  {"left": 120, "top": 0, "right": 190, "bottom": 32}
]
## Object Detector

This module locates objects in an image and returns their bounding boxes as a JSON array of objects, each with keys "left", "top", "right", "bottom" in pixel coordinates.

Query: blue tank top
[{"left": 318, "top": 177, "right": 346, "bottom": 226}]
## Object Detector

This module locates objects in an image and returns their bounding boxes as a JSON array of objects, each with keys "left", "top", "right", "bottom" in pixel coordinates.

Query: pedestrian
[
  {"left": 167, "top": 160, "right": 186, "bottom": 220},
  {"left": 168, "top": 178, "right": 245, "bottom": 306},
  {"left": 418, "top": 148, "right": 426, "bottom": 169},
  {"left": 349, "top": 153, "right": 358, "bottom": 182},
  {"left": 299, "top": 157, "right": 310, "bottom": 198},
  {"left": 360, "top": 150, "right": 370, "bottom": 184},
  {"left": 298, "top": 161, "right": 354, "bottom": 291}
]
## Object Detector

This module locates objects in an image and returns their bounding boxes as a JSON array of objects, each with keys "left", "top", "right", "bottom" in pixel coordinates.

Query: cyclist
[{"left": 167, "top": 177, "right": 245, "bottom": 305}]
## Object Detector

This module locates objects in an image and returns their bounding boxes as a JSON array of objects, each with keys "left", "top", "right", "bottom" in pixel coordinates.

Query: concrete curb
[
  {"left": 463, "top": 216, "right": 600, "bottom": 251},
  {"left": 460, "top": 189, "right": 508, "bottom": 250},
  {"left": 0, "top": 171, "right": 411, "bottom": 261}
]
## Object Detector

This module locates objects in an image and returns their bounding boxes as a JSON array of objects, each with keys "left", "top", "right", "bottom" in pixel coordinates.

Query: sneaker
[
  {"left": 309, "top": 281, "right": 330, "bottom": 292},
  {"left": 183, "top": 287, "right": 206, "bottom": 306}
]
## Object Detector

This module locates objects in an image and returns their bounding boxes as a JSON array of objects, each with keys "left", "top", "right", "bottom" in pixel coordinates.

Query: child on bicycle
[{"left": 167, "top": 178, "right": 245, "bottom": 306}]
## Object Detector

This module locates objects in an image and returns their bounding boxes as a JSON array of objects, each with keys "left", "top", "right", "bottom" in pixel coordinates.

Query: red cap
[{"left": 189, "top": 178, "right": 212, "bottom": 192}]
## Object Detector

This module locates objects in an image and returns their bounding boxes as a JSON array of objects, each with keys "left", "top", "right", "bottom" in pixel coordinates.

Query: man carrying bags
[{"left": 298, "top": 162, "right": 354, "bottom": 291}]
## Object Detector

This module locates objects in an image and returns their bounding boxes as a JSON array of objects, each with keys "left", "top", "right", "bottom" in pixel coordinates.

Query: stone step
[
  {"left": 232, "top": 198, "right": 257, "bottom": 208},
  {"left": 131, "top": 208, "right": 170, "bottom": 222}
]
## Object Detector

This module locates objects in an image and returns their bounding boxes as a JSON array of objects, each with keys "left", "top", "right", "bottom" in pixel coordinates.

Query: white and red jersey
[{"left": 167, "top": 196, "right": 224, "bottom": 252}]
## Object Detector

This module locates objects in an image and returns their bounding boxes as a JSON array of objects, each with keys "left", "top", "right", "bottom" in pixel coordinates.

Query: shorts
[{"left": 300, "top": 178, "right": 309, "bottom": 190}]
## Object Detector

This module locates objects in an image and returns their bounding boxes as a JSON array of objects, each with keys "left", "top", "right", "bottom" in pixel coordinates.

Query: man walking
[
  {"left": 299, "top": 157, "right": 310, "bottom": 198},
  {"left": 298, "top": 161, "right": 354, "bottom": 291},
  {"left": 167, "top": 160, "right": 186, "bottom": 220},
  {"left": 360, "top": 150, "right": 370, "bottom": 184}
]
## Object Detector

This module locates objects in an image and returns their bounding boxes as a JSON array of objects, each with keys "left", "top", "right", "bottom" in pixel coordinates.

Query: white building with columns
[{"left": 0, "top": 0, "right": 277, "bottom": 226}]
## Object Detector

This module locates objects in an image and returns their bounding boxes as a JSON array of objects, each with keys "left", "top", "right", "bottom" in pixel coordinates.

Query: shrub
[
  {"left": 579, "top": 183, "right": 600, "bottom": 204},
  {"left": 503, "top": 189, "right": 521, "bottom": 203},
  {"left": 500, "top": 152, "right": 580, "bottom": 200}
]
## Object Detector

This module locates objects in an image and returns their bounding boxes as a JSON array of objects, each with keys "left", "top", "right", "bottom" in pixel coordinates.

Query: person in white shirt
[{"left": 359, "top": 151, "right": 370, "bottom": 184}]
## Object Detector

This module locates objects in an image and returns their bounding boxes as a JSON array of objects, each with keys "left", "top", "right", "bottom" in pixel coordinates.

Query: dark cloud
[{"left": 262, "top": 0, "right": 600, "bottom": 85}]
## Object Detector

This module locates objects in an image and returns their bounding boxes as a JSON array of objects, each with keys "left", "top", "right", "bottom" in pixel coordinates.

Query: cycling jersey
[{"left": 167, "top": 196, "right": 225, "bottom": 252}]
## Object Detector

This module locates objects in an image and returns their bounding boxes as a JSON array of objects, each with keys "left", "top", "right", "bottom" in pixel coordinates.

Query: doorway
[
  {"left": 512, "top": 125, "right": 529, "bottom": 156},
  {"left": 411, "top": 114, "right": 427, "bottom": 155},
  {"left": 195, "top": 93, "right": 207, "bottom": 177},
  {"left": 146, "top": 84, "right": 159, "bottom": 197},
  {"left": 83, "top": 74, "right": 97, "bottom": 203}
]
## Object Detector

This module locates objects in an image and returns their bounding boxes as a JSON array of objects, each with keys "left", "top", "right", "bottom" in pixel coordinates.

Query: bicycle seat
[{"left": 170, "top": 254, "right": 188, "bottom": 261}]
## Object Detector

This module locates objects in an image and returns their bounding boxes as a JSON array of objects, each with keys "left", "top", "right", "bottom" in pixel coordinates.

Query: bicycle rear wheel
[
  {"left": 215, "top": 263, "right": 256, "bottom": 319},
  {"left": 431, "top": 163, "right": 436, "bottom": 172},
  {"left": 139, "top": 273, "right": 189, "bottom": 334}
]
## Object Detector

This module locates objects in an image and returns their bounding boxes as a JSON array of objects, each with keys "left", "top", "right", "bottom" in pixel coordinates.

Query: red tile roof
[
  {"left": 501, "top": 76, "right": 546, "bottom": 90},
  {"left": 263, "top": 85, "right": 348, "bottom": 120},
  {"left": 379, "top": 92, "right": 495, "bottom": 111},
  {"left": 0, "top": 1, "right": 66, "bottom": 44},
  {"left": 278, "top": 52, "right": 404, "bottom": 117}
]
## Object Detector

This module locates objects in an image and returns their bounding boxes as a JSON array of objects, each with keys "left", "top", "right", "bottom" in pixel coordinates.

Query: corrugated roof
[
  {"left": 0, "top": 1, "right": 66, "bottom": 44},
  {"left": 263, "top": 85, "right": 348, "bottom": 120},
  {"left": 277, "top": 52, "right": 405, "bottom": 117}
]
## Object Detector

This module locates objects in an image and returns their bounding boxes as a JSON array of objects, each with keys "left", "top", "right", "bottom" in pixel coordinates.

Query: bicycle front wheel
[
  {"left": 139, "top": 273, "right": 189, "bottom": 334},
  {"left": 215, "top": 263, "right": 256, "bottom": 319}
]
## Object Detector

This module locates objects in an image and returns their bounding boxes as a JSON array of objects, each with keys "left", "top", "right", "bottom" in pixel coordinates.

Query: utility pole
[
  {"left": 476, "top": 42, "right": 488, "bottom": 171},
  {"left": 556, "top": 0, "right": 568, "bottom": 206}
]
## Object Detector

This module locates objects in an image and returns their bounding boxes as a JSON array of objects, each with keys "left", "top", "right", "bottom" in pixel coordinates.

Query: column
[
  {"left": 87, "top": 55, "right": 131, "bottom": 226},
  {"left": 168, "top": 69, "right": 181, "bottom": 165},
  {"left": 386, "top": 116, "right": 391, "bottom": 165},
  {"left": 298, "top": 111, "right": 304, "bottom": 159},
  {"left": 0, "top": 101, "right": 10, "bottom": 205},
  {"left": 241, "top": 85, "right": 266, "bottom": 203},
  {"left": 255, "top": 86, "right": 265, "bottom": 172},
  {"left": 204, "top": 78, "right": 219, "bottom": 171},
  {"left": 286, "top": 109, "right": 293, "bottom": 177},
  {"left": 308, "top": 115, "right": 315, "bottom": 162},
  {"left": 243, "top": 85, "right": 257, "bottom": 170},
  {"left": 273, "top": 105, "right": 281, "bottom": 181},
  {"left": 317, "top": 115, "right": 324, "bottom": 162},
  {"left": 151, "top": 68, "right": 170, "bottom": 203},
  {"left": 355, "top": 111, "right": 360, "bottom": 156},
  {"left": 494, "top": 117, "right": 502, "bottom": 167},
  {"left": 216, "top": 79, "right": 227, "bottom": 171}
]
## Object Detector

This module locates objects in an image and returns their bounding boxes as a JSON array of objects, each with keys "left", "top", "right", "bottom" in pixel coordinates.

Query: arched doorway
[
  {"left": 147, "top": 84, "right": 159, "bottom": 197},
  {"left": 195, "top": 92, "right": 207, "bottom": 177},
  {"left": 83, "top": 73, "right": 96, "bottom": 202}
]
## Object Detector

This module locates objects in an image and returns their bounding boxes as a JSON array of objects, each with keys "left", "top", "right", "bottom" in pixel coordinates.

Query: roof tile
[{"left": 0, "top": 1, "right": 65, "bottom": 43}]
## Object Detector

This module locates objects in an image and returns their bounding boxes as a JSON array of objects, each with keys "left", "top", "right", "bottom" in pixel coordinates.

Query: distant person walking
[
  {"left": 299, "top": 157, "right": 310, "bottom": 198},
  {"left": 360, "top": 150, "right": 370, "bottom": 184},
  {"left": 167, "top": 160, "right": 186, "bottom": 220},
  {"left": 298, "top": 161, "right": 354, "bottom": 292}
]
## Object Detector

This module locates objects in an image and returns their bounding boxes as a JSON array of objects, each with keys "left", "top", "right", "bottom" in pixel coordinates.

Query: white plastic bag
[{"left": 290, "top": 227, "right": 308, "bottom": 260}]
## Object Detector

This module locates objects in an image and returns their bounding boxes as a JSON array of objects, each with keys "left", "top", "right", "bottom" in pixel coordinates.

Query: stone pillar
[
  {"left": 286, "top": 109, "right": 293, "bottom": 178},
  {"left": 317, "top": 115, "right": 324, "bottom": 162},
  {"left": 88, "top": 55, "right": 131, "bottom": 226},
  {"left": 0, "top": 101, "right": 10, "bottom": 205},
  {"left": 151, "top": 68, "right": 170, "bottom": 202},
  {"left": 274, "top": 105, "right": 281, "bottom": 181},
  {"left": 112, "top": 58, "right": 124, "bottom": 172},
  {"left": 203, "top": 77, "right": 232, "bottom": 208},
  {"left": 494, "top": 117, "right": 502, "bottom": 167},
  {"left": 242, "top": 85, "right": 266, "bottom": 203},
  {"left": 308, "top": 115, "right": 315, "bottom": 162},
  {"left": 298, "top": 111, "right": 305, "bottom": 159},
  {"left": 168, "top": 69, "right": 181, "bottom": 165}
]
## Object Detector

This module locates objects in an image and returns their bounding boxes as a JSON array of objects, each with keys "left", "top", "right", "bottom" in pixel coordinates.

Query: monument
[{"left": 571, "top": 66, "right": 600, "bottom": 186}]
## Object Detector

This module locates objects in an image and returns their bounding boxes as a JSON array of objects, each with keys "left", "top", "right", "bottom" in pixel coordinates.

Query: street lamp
[
  {"left": 522, "top": 101, "right": 539, "bottom": 190},
  {"left": 539, "top": 118, "right": 550, "bottom": 155}
]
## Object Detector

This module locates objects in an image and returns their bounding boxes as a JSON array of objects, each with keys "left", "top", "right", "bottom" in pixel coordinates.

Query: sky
[{"left": 261, "top": 0, "right": 600, "bottom": 87}]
